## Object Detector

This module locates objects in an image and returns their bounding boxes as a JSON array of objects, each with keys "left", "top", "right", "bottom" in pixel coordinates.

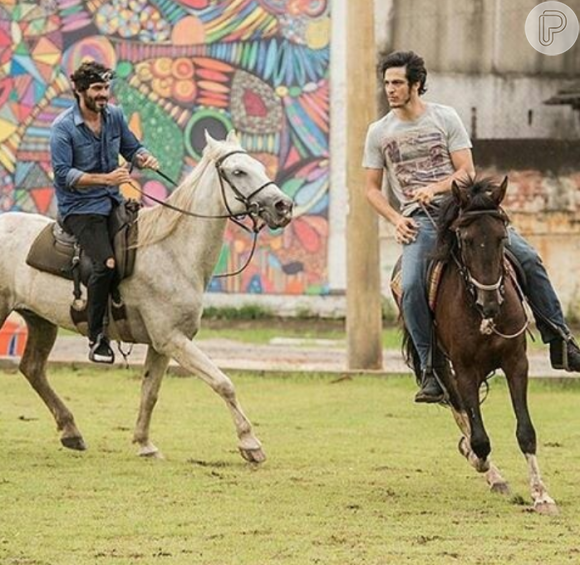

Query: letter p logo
[
  {"left": 526, "top": 1, "right": 579, "bottom": 55},
  {"left": 539, "top": 10, "right": 567, "bottom": 46}
]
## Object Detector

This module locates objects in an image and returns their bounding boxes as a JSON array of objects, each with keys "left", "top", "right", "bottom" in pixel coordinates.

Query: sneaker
[
  {"left": 415, "top": 369, "right": 445, "bottom": 403},
  {"left": 89, "top": 334, "right": 115, "bottom": 364},
  {"left": 549, "top": 337, "right": 580, "bottom": 372}
]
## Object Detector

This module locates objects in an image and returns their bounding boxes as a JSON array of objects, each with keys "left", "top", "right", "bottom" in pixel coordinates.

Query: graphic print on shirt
[{"left": 382, "top": 128, "right": 454, "bottom": 198}]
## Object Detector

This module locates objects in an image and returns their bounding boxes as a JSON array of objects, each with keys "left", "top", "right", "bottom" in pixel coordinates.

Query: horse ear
[
  {"left": 452, "top": 180, "right": 468, "bottom": 207},
  {"left": 226, "top": 129, "right": 239, "bottom": 144},
  {"left": 204, "top": 130, "right": 219, "bottom": 151},
  {"left": 493, "top": 176, "right": 508, "bottom": 204}
]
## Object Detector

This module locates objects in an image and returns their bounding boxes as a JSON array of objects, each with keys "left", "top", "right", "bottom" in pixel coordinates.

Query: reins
[
  {"left": 453, "top": 209, "right": 531, "bottom": 340},
  {"left": 421, "top": 202, "right": 531, "bottom": 340},
  {"left": 128, "top": 151, "right": 273, "bottom": 278}
]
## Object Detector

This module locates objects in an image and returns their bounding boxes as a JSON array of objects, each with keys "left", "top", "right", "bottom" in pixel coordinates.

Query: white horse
[{"left": 0, "top": 131, "right": 293, "bottom": 462}]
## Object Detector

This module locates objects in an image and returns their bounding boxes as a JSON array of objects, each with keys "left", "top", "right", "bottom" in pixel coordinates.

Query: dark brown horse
[{"left": 404, "top": 177, "right": 558, "bottom": 514}]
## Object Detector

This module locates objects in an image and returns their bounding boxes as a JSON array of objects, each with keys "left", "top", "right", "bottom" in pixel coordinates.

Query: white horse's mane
[{"left": 136, "top": 140, "right": 237, "bottom": 248}]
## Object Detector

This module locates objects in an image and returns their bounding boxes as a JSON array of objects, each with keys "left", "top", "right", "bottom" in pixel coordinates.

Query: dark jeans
[
  {"left": 505, "top": 227, "right": 567, "bottom": 343},
  {"left": 64, "top": 214, "right": 115, "bottom": 342}
]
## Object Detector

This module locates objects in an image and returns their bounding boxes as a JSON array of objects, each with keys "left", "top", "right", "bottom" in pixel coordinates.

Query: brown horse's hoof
[
  {"left": 61, "top": 436, "right": 87, "bottom": 451},
  {"left": 490, "top": 481, "right": 511, "bottom": 495}
]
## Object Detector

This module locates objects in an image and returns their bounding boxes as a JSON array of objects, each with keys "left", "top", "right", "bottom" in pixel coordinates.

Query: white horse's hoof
[
  {"left": 490, "top": 481, "right": 511, "bottom": 496},
  {"left": 138, "top": 444, "right": 164, "bottom": 459},
  {"left": 534, "top": 501, "right": 559, "bottom": 515},
  {"left": 239, "top": 447, "right": 266, "bottom": 464}
]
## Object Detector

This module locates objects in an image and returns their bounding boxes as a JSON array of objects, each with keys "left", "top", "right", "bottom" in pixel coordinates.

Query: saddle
[
  {"left": 25, "top": 200, "right": 141, "bottom": 339},
  {"left": 390, "top": 252, "right": 525, "bottom": 314},
  {"left": 390, "top": 258, "right": 445, "bottom": 313}
]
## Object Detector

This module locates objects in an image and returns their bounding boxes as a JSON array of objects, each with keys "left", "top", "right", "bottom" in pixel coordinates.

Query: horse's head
[
  {"left": 204, "top": 131, "right": 293, "bottom": 229},
  {"left": 450, "top": 176, "right": 509, "bottom": 319}
]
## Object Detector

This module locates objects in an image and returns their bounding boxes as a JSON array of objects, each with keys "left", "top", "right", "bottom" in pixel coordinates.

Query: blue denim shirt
[{"left": 50, "top": 102, "right": 148, "bottom": 219}]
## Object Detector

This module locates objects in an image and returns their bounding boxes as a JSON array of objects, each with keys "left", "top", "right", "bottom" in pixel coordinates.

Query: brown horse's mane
[{"left": 432, "top": 176, "right": 509, "bottom": 263}]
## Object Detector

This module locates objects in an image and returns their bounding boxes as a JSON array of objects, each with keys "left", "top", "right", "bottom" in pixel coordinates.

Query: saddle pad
[
  {"left": 25, "top": 214, "right": 139, "bottom": 283},
  {"left": 26, "top": 223, "right": 76, "bottom": 280},
  {"left": 391, "top": 257, "right": 520, "bottom": 313},
  {"left": 390, "top": 257, "right": 445, "bottom": 312}
]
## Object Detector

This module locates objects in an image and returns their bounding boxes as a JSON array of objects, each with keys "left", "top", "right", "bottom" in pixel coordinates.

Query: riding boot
[
  {"left": 415, "top": 369, "right": 445, "bottom": 403},
  {"left": 549, "top": 335, "right": 580, "bottom": 372},
  {"left": 89, "top": 333, "right": 115, "bottom": 364}
]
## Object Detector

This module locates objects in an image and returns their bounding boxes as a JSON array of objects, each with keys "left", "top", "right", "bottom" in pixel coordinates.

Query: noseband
[
  {"left": 453, "top": 207, "right": 530, "bottom": 338},
  {"left": 214, "top": 150, "right": 277, "bottom": 231},
  {"left": 454, "top": 209, "right": 508, "bottom": 310}
]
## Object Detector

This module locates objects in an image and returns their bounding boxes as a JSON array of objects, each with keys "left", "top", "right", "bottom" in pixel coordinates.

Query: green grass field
[
  {"left": 1, "top": 369, "right": 579, "bottom": 564},
  {"left": 195, "top": 322, "right": 549, "bottom": 351}
]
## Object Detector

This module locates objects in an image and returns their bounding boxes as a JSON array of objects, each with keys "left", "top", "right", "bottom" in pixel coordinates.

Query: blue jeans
[
  {"left": 401, "top": 217, "right": 568, "bottom": 370},
  {"left": 401, "top": 214, "right": 438, "bottom": 370},
  {"left": 506, "top": 227, "right": 567, "bottom": 343}
]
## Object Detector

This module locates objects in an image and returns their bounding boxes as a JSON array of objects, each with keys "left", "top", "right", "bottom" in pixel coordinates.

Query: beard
[
  {"left": 82, "top": 92, "right": 108, "bottom": 113},
  {"left": 389, "top": 93, "right": 412, "bottom": 108}
]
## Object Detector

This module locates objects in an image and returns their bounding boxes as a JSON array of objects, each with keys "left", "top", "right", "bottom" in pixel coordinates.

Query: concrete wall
[
  {"left": 391, "top": 0, "right": 580, "bottom": 75},
  {"left": 431, "top": 75, "right": 580, "bottom": 140}
]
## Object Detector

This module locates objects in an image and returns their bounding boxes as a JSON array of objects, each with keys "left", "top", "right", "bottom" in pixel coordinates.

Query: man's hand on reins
[
  {"left": 135, "top": 153, "right": 159, "bottom": 170},
  {"left": 106, "top": 165, "right": 132, "bottom": 186},
  {"left": 412, "top": 184, "right": 439, "bottom": 205}
]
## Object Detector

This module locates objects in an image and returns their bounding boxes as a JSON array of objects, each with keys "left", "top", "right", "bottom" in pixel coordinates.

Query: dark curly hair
[
  {"left": 70, "top": 61, "right": 115, "bottom": 101},
  {"left": 379, "top": 51, "right": 427, "bottom": 95}
]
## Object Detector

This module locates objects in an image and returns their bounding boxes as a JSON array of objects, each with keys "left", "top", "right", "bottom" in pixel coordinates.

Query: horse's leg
[
  {"left": 18, "top": 312, "right": 86, "bottom": 450},
  {"left": 503, "top": 356, "right": 558, "bottom": 514},
  {"left": 455, "top": 370, "right": 491, "bottom": 468},
  {"left": 133, "top": 345, "right": 170, "bottom": 459},
  {"left": 451, "top": 407, "right": 510, "bottom": 494},
  {"left": 161, "top": 335, "right": 264, "bottom": 463}
]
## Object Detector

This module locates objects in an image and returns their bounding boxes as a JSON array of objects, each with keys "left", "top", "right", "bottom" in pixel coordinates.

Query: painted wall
[{"left": 0, "top": 0, "right": 331, "bottom": 295}]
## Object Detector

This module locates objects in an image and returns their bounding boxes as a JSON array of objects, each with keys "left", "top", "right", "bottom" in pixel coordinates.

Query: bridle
[
  {"left": 214, "top": 150, "right": 278, "bottom": 231},
  {"left": 452, "top": 208, "right": 531, "bottom": 339},
  {"left": 129, "top": 150, "right": 279, "bottom": 277},
  {"left": 453, "top": 209, "right": 508, "bottom": 309}
]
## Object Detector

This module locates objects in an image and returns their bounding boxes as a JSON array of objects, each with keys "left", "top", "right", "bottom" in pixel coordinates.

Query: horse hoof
[
  {"left": 61, "top": 436, "right": 87, "bottom": 451},
  {"left": 490, "top": 481, "right": 511, "bottom": 496},
  {"left": 239, "top": 447, "right": 266, "bottom": 464},
  {"left": 138, "top": 445, "right": 164, "bottom": 459},
  {"left": 140, "top": 450, "right": 165, "bottom": 460},
  {"left": 534, "top": 502, "right": 559, "bottom": 516}
]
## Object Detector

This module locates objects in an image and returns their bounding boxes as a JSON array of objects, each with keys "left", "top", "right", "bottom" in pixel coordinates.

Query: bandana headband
[{"left": 72, "top": 69, "right": 116, "bottom": 91}]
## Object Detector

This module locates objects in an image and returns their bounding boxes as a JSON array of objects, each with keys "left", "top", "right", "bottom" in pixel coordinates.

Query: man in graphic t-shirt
[{"left": 363, "top": 50, "right": 580, "bottom": 403}]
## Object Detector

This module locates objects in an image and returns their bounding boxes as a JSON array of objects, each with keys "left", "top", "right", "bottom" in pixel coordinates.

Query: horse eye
[{"left": 232, "top": 169, "right": 246, "bottom": 177}]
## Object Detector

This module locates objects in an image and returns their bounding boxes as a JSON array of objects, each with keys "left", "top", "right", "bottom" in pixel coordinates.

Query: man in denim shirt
[{"left": 50, "top": 61, "right": 159, "bottom": 363}]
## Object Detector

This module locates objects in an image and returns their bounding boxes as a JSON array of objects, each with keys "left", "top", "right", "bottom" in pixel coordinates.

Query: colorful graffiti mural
[{"left": 0, "top": 0, "right": 330, "bottom": 294}]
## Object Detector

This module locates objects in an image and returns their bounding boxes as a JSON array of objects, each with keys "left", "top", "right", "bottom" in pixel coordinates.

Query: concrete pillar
[{"left": 346, "top": 0, "right": 383, "bottom": 370}]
